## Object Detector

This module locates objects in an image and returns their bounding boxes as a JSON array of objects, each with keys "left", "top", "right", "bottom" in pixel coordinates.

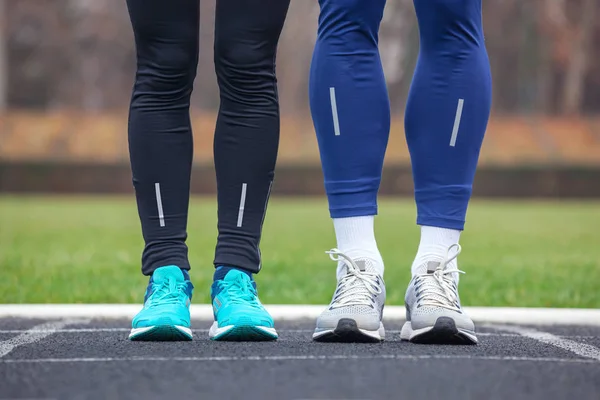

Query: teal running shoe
[
  {"left": 129, "top": 265, "right": 194, "bottom": 341},
  {"left": 209, "top": 268, "right": 277, "bottom": 341}
]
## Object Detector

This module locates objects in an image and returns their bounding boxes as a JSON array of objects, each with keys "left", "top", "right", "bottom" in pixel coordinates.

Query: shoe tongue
[
  {"left": 354, "top": 260, "right": 367, "bottom": 272},
  {"left": 224, "top": 269, "right": 249, "bottom": 282},
  {"left": 223, "top": 269, "right": 257, "bottom": 292},
  {"left": 412, "top": 257, "right": 444, "bottom": 275},
  {"left": 337, "top": 257, "right": 378, "bottom": 281},
  {"left": 426, "top": 261, "right": 441, "bottom": 274},
  {"left": 214, "top": 266, "right": 253, "bottom": 281},
  {"left": 152, "top": 266, "right": 184, "bottom": 284}
]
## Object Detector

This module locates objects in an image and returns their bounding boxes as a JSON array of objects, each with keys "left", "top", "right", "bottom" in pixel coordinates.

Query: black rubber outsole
[
  {"left": 410, "top": 317, "right": 478, "bottom": 345},
  {"left": 313, "top": 318, "right": 383, "bottom": 343}
]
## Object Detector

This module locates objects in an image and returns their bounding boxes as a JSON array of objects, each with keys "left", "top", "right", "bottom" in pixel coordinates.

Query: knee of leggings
[
  {"left": 214, "top": 38, "right": 277, "bottom": 93},
  {"left": 136, "top": 47, "right": 198, "bottom": 95},
  {"left": 414, "top": 0, "right": 483, "bottom": 48},
  {"left": 318, "top": 0, "right": 385, "bottom": 39},
  {"left": 414, "top": 0, "right": 482, "bottom": 27}
]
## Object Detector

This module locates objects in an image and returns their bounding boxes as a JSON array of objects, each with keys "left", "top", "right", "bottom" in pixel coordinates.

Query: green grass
[{"left": 1, "top": 196, "right": 599, "bottom": 307}]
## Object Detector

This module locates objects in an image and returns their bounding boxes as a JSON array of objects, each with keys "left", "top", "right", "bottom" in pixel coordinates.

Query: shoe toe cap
[
  {"left": 217, "top": 305, "right": 274, "bottom": 328},
  {"left": 410, "top": 307, "right": 474, "bottom": 331},
  {"left": 317, "top": 306, "right": 381, "bottom": 331},
  {"left": 132, "top": 307, "right": 190, "bottom": 328}
]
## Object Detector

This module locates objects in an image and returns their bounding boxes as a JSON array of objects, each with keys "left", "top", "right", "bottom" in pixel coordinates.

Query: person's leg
[
  {"left": 401, "top": 0, "right": 492, "bottom": 345},
  {"left": 209, "top": 0, "right": 290, "bottom": 342},
  {"left": 126, "top": 0, "right": 199, "bottom": 341},
  {"left": 309, "top": 0, "right": 390, "bottom": 343}
]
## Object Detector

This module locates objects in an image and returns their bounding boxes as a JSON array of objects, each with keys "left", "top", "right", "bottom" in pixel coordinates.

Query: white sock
[
  {"left": 332, "top": 216, "right": 384, "bottom": 279},
  {"left": 411, "top": 226, "right": 461, "bottom": 283}
]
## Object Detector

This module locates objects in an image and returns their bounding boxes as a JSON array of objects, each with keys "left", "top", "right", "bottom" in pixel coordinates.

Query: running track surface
[{"left": 1, "top": 318, "right": 599, "bottom": 400}]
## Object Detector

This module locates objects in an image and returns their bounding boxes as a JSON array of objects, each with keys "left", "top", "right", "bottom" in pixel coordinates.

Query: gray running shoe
[
  {"left": 313, "top": 249, "right": 386, "bottom": 343},
  {"left": 400, "top": 244, "right": 478, "bottom": 344}
]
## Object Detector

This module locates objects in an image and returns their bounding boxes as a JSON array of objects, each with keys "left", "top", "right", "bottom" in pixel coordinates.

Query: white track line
[
  {"left": 490, "top": 325, "right": 600, "bottom": 361},
  {"left": 0, "top": 328, "right": 131, "bottom": 334},
  {"left": 0, "top": 319, "right": 89, "bottom": 358},
  {"left": 0, "top": 328, "right": 517, "bottom": 336},
  {"left": 2, "top": 328, "right": 596, "bottom": 340},
  {"left": 0, "top": 329, "right": 544, "bottom": 338},
  {"left": 1, "top": 354, "right": 597, "bottom": 365},
  {"left": 1, "top": 305, "right": 599, "bottom": 326}
]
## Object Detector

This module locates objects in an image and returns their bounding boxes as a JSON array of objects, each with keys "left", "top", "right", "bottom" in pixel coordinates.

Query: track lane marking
[
  {"left": 0, "top": 328, "right": 517, "bottom": 336},
  {"left": 0, "top": 328, "right": 598, "bottom": 340},
  {"left": 0, "top": 354, "right": 597, "bottom": 364},
  {"left": 0, "top": 319, "right": 90, "bottom": 358},
  {"left": 0, "top": 328, "right": 131, "bottom": 333},
  {"left": 489, "top": 324, "right": 600, "bottom": 361},
  {"left": 2, "top": 305, "right": 600, "bottom": 326},
  {"left": 1, "top": 328, "right": 596, "bottom": 340}
]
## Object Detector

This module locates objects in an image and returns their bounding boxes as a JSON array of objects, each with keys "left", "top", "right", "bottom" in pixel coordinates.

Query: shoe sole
[
  {"left": 312, "top": 318, "right": 384, "bottom": 343},
  {"left": 129, "top": 325, "right": 193, "bottom": 341},
  {"left": 209, "top": 322, "right": 278, "bottom": 342},
  {"left": 400, "top": 317, "right": 478, "bottom": 345}
]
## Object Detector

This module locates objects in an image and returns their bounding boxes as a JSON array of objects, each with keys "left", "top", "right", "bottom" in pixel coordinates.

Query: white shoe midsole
[
  {"left": 313, "top": 322, "right": 385, "bottom": 340},
  {"left": 208, "top": 322, "right": 278, "bottom": 338},
  {"left": 400, "top": 321, "right": 477, "bottom": 343},
  {"left": 128, "top": 325, "right": 192, "bottom": 338}
]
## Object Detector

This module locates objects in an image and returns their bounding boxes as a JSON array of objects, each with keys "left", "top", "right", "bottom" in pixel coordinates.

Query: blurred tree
[
  {"left": 560, "top": 0, "right": 597, "bottom": 115},
  {"left": 379, "top": 0, "right": 417, "bottom": 111},
  {"left": 538, "top": 0, "right": 598, "bottom": 115},
  {"left": 0, "top": 0, "right": 6, "bottom": 111},
  {"left": 3, "top": 0, "right": 600, "bottom": 115}
]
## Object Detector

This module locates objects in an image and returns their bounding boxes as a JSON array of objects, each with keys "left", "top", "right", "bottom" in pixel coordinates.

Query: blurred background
[
  {"left": 0, "top": 0, "right": 599, "bottom": 307},
  {"left": 1, "top": 0, "right": 600, "bottom": 171}
]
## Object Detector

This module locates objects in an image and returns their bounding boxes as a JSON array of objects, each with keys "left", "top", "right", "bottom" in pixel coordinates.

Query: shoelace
[
  {"left": 219, "top": 276, "right": 263, "bottom": 309},
  {"left": 326, "top": 249, "right": 382, "bottom": 309},
  {"left": 148, "top": 276, "right": 188, "bottom": 307},
  {"left": 414, "top": 244, "right": 465, "bottom": 311}
]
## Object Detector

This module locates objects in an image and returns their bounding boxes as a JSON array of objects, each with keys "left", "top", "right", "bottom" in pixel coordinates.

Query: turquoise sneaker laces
[
  {"left": 147, "top": 276, "right": 188, "bottom": 307},
  {"left": 219, "top": 275, "right": 262, "bottom": 309}
]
